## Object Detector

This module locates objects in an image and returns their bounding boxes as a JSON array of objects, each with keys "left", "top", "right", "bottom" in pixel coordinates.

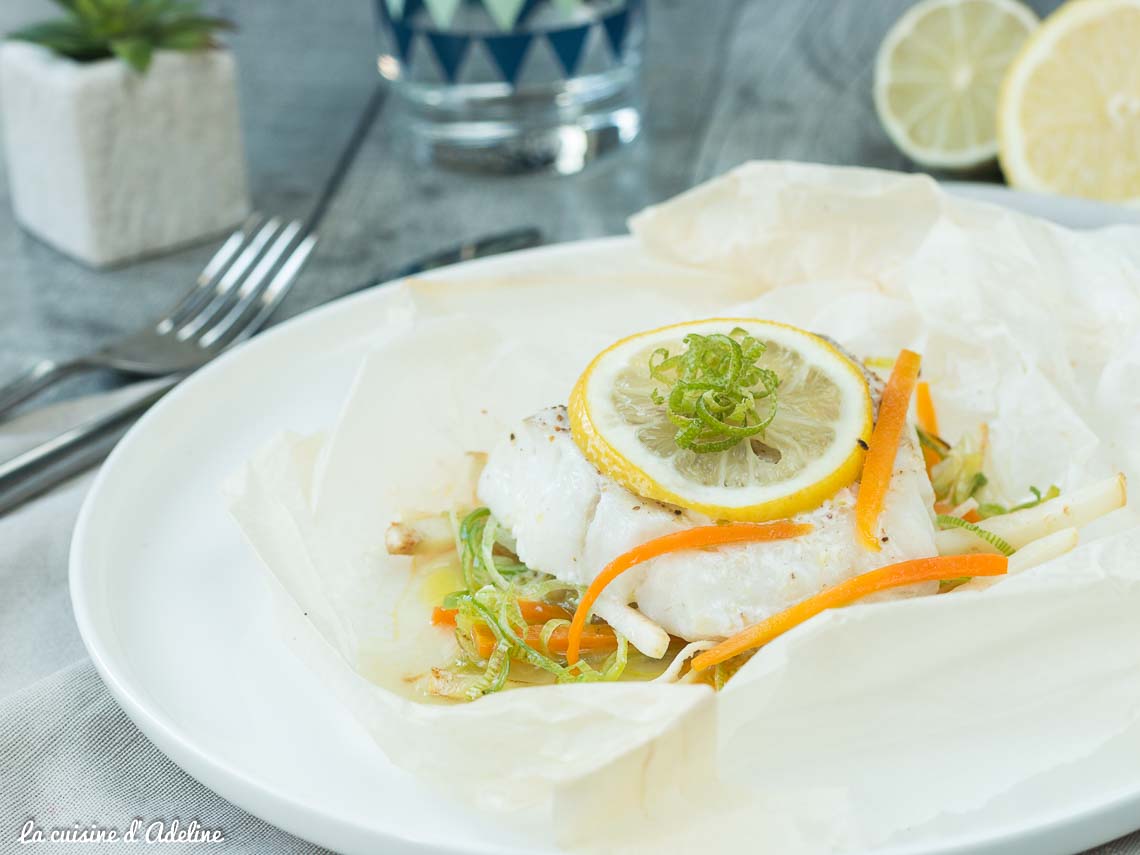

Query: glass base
[{"left": 390, "top": 72, "right": 642, "bottom": 175}]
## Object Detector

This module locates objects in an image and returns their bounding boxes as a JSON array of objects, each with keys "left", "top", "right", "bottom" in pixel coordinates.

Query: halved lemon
[
  {"left": 998, "top": 0, "right": 1140, "bottom": 203},
  {"left": 874, "top": 0, "right": 1038, "bottom": 169},
  {"left": 568, "top": 319, "right": 874, "bottom": 522}
]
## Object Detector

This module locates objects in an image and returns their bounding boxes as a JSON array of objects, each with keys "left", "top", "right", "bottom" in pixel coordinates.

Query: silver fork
[{"left": 0, "top": 213, "right": 317, "bottom": 420}]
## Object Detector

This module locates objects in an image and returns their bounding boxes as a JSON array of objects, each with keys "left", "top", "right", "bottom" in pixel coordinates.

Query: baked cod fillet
[{"left": 477, "top": 406, "right": 938, "bottom": 657}]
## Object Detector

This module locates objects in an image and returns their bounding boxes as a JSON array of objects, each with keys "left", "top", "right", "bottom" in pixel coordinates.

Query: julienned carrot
[
  {"left": 915, "top": 380, "right": 940, "bottom": 475},
  {"left": 856, "top": 349, "right": 922, "bottom": 551},
  {"left": 431, "top": 606, "right": 458, "bottom": 626},
  {"left": 432, "top": 599, "right": 572, "bottom": 629},
  {"left": 565, "top": 522, "right": 813, "bottom": 665},
  {"left": 933, "top": 502, "right": 982, "bottom": 523},
  {"left": 689, "top": 553, "right": 1007, "bottom": 672},
  {"left": 520, "top": 600, "right": 574, "bottom": 623},
  {"left": 916, "top": 380, "right": 938, "bottom": 434},
  {"left": 473, "top": 622, "right": 616, "bottom": 660}
]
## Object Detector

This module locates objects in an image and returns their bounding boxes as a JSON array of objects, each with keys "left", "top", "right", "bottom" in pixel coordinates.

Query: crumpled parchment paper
[{"left": 227, "top": 162, "right": 1140, "bottom": 853}]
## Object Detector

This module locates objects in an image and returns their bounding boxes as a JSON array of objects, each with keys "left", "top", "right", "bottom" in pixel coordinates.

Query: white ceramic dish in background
[{"left": 70, "top": 186, "right": 1140, "bottom": 855}]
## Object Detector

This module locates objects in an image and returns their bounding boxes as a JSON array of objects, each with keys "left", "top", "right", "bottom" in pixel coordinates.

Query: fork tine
[
  {"left": 199, "top": 224, "right": 315, "bottom": 350},
  {"left": 156, "top": 213, "right": 265, "bottom": 334},
  {"left": 196, "top": 221, "right": 301, "bottom": 349},
  {"left": 230, "top": 234, "right": 319, "bottom": 344},
  {"left": 245, "top": 234, "right": 319, "bottom": 335},
  {"left": 175, "top": 218, "right": 284, "bottom": 342}
]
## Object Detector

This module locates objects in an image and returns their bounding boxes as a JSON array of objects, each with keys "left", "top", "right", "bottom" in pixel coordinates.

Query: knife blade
[{"left": 355, "top": 226, "right": 543, "bottom": 289}]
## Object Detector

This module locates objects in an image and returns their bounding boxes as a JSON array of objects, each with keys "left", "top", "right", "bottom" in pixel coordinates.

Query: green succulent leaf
[
  {"left": 73, "top": 0, "right": 105, "bottom": 23},
  {"left": 8, "top": 19, "right": 110, "bottom": 60},
  {"left": 110, "top": 36, "right": 151, "bottom": 71},
  {"left": 5, "top": 0, "right": 234, "bottom": 73},
  {"left": 156, "top": 28, "right": 212, "bottom": 50}
]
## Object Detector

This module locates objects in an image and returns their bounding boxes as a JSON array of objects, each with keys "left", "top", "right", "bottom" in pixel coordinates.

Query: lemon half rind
[{"left": 998, "top": 0, "right": 1140, "bottom": 203}]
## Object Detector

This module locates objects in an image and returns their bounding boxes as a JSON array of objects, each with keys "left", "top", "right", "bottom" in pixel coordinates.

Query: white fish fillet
[{"left": 477, "top": 407, "right": 938, "bottom": 654}]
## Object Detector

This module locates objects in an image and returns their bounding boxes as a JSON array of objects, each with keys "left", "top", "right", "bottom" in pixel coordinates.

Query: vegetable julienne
[
  {"left": 473, "top": 623, "right": 617, "bottom": 660},
  {"left": 422, "top": 508, "right": 634, "bottom": 700},
  {"left": 690, "top": 554, "right": 1009, "bottom": 672},
  {"left": 855, "top": 349, "right": 922, "bottom": 551},
  {"left": 432, "top": 599, "right": 571, "bottom": 628},
  {"left": 565, "top": 521, "right": 814, "bottom": 665},
  {"left": 931, "top": 424, "right": 990, "bottom": 507}
]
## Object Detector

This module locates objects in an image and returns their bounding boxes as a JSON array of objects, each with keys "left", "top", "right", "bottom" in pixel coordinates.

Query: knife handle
[{"left": 0, "top": 379, "right": 177, "bottom": 516}]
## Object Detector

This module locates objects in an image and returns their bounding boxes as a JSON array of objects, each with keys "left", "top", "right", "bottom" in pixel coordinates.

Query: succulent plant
[{"left": 7, "top": 0, "right": 233, "bottom": 73}]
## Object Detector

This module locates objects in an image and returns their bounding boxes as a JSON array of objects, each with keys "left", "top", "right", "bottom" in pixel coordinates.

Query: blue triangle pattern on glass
[
  {"left": 374, "top": 0, "right": 390, "bottom": 23},
  {"left": 513, "top": 0, "right": 546, "bottom": 29},
  {"left": 400, "top": 0, "right": 422, "bottom": 22},
  {"left": 546, "top": 23, "right": 590, "bottom": 78},
  {"left": 426, "top": 31, "right": 471, "bottom": 82},
  {"left": 484, "top": 32, "right": 533, "bottom": 85},
  {"left": 601, "top": 6, "right": 630, "bottom": 59},
  {"left": 392, "top": 18, "right": 416, "bottom": 63}
]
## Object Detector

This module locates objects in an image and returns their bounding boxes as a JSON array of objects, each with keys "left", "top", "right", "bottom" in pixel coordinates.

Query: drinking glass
[{"left": 374, "top": 0, "right": 645, "bottom": 174}]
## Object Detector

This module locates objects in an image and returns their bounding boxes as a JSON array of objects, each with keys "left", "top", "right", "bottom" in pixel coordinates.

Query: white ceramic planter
[{"left": 0, "top": 42, "right": 250, "bottom": 268}]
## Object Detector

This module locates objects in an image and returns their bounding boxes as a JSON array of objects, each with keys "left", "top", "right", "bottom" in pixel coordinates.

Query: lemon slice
[
  {"left": 874, "top": 0, "right": 1038, "bottom": 169},
  {"left": 998, "top": 0, "right": 1140, "bottom": 203},
  {"left": 568, "top": 319, "right": 873, "bottom": 522}
]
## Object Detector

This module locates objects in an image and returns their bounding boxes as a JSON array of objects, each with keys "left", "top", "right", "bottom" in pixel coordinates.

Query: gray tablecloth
[{"left": 2, "top": 0, "right": 1139, "bottom": 852}]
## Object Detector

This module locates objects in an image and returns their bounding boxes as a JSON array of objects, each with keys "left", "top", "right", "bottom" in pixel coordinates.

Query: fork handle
[{"left": 0, "top": 358, "right": 88, "bottom": 420}]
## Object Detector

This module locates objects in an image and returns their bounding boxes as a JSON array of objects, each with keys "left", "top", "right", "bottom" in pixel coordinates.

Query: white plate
[{"left": 71, "top": 186, "right": 1140, "bottom": 855}]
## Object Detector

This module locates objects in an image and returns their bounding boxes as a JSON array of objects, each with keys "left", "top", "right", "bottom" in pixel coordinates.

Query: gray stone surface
[{"left": 3, "top": 1, "right": 1134, "bottom": 854}]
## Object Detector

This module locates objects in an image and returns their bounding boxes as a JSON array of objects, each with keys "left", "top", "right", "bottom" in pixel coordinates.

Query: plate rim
[
  {"left": 68, "top": 235, "right": 635, "bottom": 855},
  {"left": 70, "top": 197, "right": 1140, "bottom": 855}
]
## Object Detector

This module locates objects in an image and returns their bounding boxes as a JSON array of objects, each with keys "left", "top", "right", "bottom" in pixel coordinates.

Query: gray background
[{"left": 6, "top": 1, "right": 1137, "bottom": 853}]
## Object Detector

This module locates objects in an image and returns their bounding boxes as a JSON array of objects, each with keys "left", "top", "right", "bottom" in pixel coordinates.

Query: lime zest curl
[{"left": 648, "top": 328, "right": 780, "bottom": 455}]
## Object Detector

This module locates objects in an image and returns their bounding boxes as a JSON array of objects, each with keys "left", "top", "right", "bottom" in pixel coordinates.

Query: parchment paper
[{"left": 228, "top": 162, "right": 1140, "bottom": 853}]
